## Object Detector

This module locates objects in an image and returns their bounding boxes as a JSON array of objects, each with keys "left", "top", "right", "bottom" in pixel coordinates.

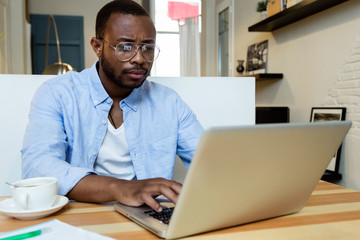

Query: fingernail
[{"left": 157, "top": 207, "right": 163, "bottom": 212}]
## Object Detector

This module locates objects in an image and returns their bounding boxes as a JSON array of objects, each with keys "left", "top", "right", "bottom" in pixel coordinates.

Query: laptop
[{"left": 114, "top": 121, "right": 351, "bottom": 239}]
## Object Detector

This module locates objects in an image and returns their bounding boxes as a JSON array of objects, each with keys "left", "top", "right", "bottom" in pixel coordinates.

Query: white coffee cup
[{"left": 9, "top": 177, "right": 58, "bottom": 211}]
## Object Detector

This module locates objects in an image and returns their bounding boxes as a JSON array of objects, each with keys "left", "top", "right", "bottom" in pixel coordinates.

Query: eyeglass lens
[{"left": 115, "top": 42, "right": 160, "bottom": 62}]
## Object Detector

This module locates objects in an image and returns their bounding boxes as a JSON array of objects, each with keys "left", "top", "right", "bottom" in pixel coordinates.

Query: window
[
  {"left": 216, "top": 0, "right": 233, "bottom": 76},
  {"left": 151, "top": 0, "right": 201, "bottom": 77}
]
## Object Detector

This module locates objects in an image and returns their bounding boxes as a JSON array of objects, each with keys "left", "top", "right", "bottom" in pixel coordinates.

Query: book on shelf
[
  {"left": 267, "top": 0, "right": 283, "bottom": 17},
  {"left": 265, "top": 0, "right": 303, "bottom": 18},
  {"left": 286, "top": 0, "right": 303, "bottom": 8}
]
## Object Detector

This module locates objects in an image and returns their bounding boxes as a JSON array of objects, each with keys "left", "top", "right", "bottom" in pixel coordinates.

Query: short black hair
[{"left": 96, "top": 0, "right": 151, "bottom": 39}]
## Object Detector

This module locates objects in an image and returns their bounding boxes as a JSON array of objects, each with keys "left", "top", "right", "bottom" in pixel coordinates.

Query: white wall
[
  {"left": 9, "top": 0, "right": 30, "bottom": 74},
  {"left": 0, "top": 0, "right": 31, "bottom": 74},
  {"left": 232, "top": 0, "right": 360, "bottom": 122},
  {"left": 0, "top": 0, "right": 10, "bottom": 73},
  {"left": 323, "top": 32, "right": 360, "bottom": 191},
  {"left": 202, "top": 0, "right": 360, "bottom": 190}
]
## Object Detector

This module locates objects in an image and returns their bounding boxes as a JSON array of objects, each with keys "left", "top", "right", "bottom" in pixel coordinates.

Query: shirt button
[
  {"left": 94, "top": 100, "right": 99, "bottom": 105},
  {"left": 92, "top": 151, "right": 96, "bottom": 156},
  {"left": 102, "top": 120, "right": 107, "bottom": 124},
  {"left": 107, "top": 99, "right": 111, "bottom": 104}
]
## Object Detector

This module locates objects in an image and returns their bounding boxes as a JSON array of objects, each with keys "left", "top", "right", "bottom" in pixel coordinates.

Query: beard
[{"left": 100, "top": 52, "right": 148, "bottom": 89}]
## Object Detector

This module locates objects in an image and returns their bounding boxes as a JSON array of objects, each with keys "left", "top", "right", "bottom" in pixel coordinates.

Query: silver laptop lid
[{"left": 166, "top": 121, "right": 351, "bottom": 239}]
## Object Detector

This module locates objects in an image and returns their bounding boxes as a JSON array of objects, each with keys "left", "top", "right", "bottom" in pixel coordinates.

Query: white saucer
[{"left": 0, "top": 195, "right": 68, "bottom": 220}]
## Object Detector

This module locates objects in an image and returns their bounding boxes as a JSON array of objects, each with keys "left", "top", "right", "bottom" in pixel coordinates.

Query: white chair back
[{"left": 0, "top": 75, "right": 255, "bottom": 195}]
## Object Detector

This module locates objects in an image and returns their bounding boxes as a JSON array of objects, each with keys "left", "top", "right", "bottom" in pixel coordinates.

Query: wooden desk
[{"left": 1, "top": 181, "right": 360, "bottom": 239}]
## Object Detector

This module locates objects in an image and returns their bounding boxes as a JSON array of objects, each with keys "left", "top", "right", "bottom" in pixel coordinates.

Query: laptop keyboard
[{"left": 144, "top": 207, "right": 174, "bottom": 225}]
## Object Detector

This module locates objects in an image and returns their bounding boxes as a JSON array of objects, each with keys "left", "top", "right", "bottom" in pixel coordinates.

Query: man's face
[{"left": 100, "top": 13, "right": 156, "bottom": 89}]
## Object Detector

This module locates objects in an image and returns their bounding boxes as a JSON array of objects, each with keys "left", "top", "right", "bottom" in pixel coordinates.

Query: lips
[{"left": 125, "top": 69, "right": 148, "bottom": 80}]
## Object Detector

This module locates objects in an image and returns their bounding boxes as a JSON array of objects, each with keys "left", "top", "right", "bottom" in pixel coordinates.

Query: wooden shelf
[
  {"left": 244, "top": 73, "right": 283, "bottom": 81},
  {"left": 248, "top": 0, "right": 349, "bottom": 32}
]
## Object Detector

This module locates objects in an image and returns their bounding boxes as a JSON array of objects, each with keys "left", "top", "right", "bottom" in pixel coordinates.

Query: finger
[
  {"left": 142, "top": 192, "right": 163, "bottom": 212},
  {"left": 159, "top": 184, "right": 180, "bottom": 204},
  {"left": 169, "top": 181, "right": 182, "bottom": 195},
  {"left": 154, "top": 178, "right": 182, "bottom": 194},
  {"left": 141, "top": 180, "right": 181, "bottom": 211}
]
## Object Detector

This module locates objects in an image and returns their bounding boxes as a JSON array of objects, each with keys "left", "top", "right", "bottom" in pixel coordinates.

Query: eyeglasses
[{"left": 100, "top": 39, "right": 160, "bottom": 62}]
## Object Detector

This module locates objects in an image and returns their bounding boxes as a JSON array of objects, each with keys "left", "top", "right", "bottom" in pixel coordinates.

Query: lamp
[{"left": 43, "top": 15, "right": 74, "bottom": 75}]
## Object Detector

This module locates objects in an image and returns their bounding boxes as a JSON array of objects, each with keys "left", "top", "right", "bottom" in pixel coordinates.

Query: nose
[{"left": 129, "top": 46, "right": 146, "bottom": 65}]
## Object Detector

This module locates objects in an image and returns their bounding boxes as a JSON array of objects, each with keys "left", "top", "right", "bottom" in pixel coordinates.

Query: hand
[
  {"left": 112, "top": 178, "right": 182, "bottom": 212},
  {"left": 67, "top": 175, "right": 182, "bottom": 212}
]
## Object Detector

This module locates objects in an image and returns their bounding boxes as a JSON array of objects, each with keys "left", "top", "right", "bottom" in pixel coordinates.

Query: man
[{"left": 22, "top": 0, "right": 203, "bottom": 212}]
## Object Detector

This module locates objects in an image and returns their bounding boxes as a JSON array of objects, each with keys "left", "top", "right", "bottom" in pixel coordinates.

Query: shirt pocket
[
  {"left": 147, "top": 135, "right": 177, "bottom": 158},
  {"left": 146, "top": 135, "right": 177, "bottom": 178}
]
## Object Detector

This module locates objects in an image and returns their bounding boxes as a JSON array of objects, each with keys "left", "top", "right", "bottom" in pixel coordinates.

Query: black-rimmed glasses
[{"left": 101, "top": 39, "right": 160, "bottom": 62}]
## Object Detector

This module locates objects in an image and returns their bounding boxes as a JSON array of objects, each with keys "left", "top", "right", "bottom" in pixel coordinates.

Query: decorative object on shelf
[
  {"left": 43, "top": 15, "right": 74, "bottom": 75},
  {"left": 246, "top": 40, "right": 268, "bottom": 75},
  {"left": 236, "top": 60, "right": 245, "bottom": 74},
  {"left": 267, "top": 0, "right": 283, "bottom": 18},
  {"left": 249, "top": 0, "right": 349, "bottom": 32},
  {"left": 256, "top": 0, "right": 270, "bottom": 19},
  {"left": 286, "top": 0, "right": 303, "bottom": 8},
  {"left": 310, "top": 107, "right": 346, "bottom": 180}
]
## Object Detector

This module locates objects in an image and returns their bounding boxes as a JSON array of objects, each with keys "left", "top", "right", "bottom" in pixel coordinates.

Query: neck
[{"left": 98, "top": 66, "right": 133, "bottom": 102}]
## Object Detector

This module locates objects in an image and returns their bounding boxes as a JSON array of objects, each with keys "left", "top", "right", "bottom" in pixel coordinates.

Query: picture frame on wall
[
  {"left": 310, "top": 107, "right": 346, "bottom": 179},
  {"left": 246, "top": 40, "right": 268, "bottom": 75}
]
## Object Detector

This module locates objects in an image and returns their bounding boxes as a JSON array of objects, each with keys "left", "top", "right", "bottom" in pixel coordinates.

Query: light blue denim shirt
[{"left": 22, "top": 62, "right": 203, "bottom": 195}]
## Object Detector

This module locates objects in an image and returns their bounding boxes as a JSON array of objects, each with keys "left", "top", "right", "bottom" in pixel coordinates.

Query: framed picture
[
  {"left": 310, "top": 107, "right": 346, "bottom": 176},
  {"left": 246, "top": 40, "right": 268, "bottom": 75}
]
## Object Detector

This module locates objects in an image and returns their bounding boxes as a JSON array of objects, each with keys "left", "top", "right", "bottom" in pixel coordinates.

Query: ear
[{"left": 90, "top": 37, "right": 102, "bottom": 58}]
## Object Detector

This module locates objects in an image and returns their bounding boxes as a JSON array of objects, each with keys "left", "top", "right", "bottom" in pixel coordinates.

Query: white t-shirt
[{"left": 94, "top": 121, "right": 135, "bottom": 180}]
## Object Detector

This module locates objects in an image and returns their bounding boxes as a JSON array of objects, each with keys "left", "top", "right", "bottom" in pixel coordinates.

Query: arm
[
  {"left": 22, "top": 80, "right": 95, "bottom": 195},
  {"left": 175, "top": 97, "right": 204, "bottom": 167},
  {"left": 67, "top": 175, "right": 182, "bottom": 212}
]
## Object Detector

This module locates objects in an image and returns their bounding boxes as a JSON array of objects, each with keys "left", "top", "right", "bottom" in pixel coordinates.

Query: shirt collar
[
  {"left": 122, "top": 80, "right": 149, "bottom": 112},
  {"left": 89, "top": 61, "right": 110, "bottom": 107},
  {"left": 89, "top": 61, "right": 147, "bottom": 111}
]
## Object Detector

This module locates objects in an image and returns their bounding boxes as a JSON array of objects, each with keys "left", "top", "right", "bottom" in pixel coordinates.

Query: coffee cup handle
[{"left": 18, "top": 193, "right": 30, "bottom": 210}]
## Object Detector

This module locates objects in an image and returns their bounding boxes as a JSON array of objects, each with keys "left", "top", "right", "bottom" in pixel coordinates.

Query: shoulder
[
  {"left": 39, "top": 68, "right": 92, "bottom": 95},
  {"left": 44, "top": 68, "right": 91, "bottom": 87},
  {"left": 138, "top": 80, "right": 193, "bottom": 113},
  {"left": 141, "top": 80, "right": 179, "bottom": 99}
]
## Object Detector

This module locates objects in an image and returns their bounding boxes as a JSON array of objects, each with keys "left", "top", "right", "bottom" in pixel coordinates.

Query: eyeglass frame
[{"left": 99, "top": 39, "right": 160, "bottom": 63}]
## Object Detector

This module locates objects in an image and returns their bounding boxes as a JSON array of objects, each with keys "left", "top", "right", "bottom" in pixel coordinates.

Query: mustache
[{"left": 122, "top": 66, "right": 148, "bottom": 74}]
